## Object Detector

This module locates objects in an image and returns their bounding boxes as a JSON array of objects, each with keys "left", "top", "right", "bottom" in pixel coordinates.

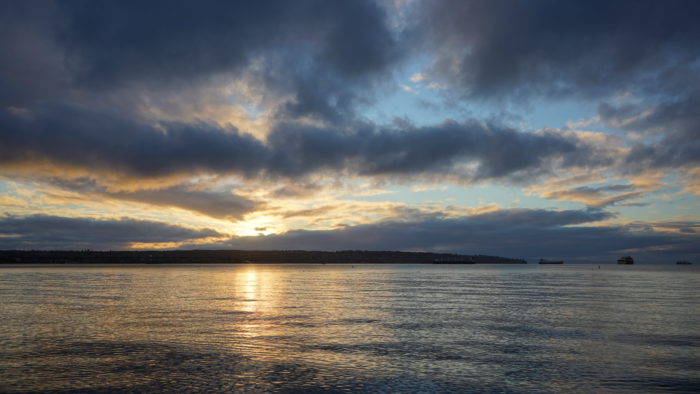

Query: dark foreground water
[{"left": 1, "top": 264, "right": 699, "bottom": 393}]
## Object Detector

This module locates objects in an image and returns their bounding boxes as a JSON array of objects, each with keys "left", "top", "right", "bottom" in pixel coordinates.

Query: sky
[{"left": 1, "top": 0, "right": 699, "bottom": 263}]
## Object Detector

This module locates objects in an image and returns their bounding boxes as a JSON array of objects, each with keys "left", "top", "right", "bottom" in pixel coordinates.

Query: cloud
[
  {"left": 650, "top": 220, "right": 700, "bottom": 234},
  {"left": 0, "top": 214, "right": 222, "bottom": 250},
  {"left": 410, "top": 73, "right": 426, "bottom": 82},
  {"left": 110, "top": 187, "right": 257, "bottom": 220},
  {"left": 3, "top": 0, "right": 676, "bottom": 192},
  {"left": 47, "top": 178, "right": 258, "bottom": 219},
  {"left": 681, "top": 168, "right": 700, "bottom": 196},
  {"left": 268, "top": 182, "right": 324, "bottom": 199},
  {"left": 0, "top": 103, "right": 268, "bottom": 179},
  {"left": 596, "top": 89, "right": 700, "bottom": 201},
  {"left": 0, "top": 105, "right": 616, "bottom": 184},
  {"left": 531, "top": 170, "right": 669, "bottom": 208},
  {"left": 266, "top": 121, "right": 616, "bottom": 182},
  {"left": 418, "top": 0, "right": 700, "bottom": 101},
  {"left": 0, "top": 3, "right": 66, "bottom": 107},
  {"left": 599, "top": 91, "right": 700, "bottom": 171},
  {"left": 48, "top": 0, "right": 401, "bottom": 123},
  {"left": 540, "top": 184, "right": 645, "bottom": 207},
  {"left": 0, "top": 0, "right": 404, "bottom": 124}
]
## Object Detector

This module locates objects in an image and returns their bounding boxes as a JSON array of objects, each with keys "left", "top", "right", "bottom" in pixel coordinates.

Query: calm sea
[{"left": 1, "top": 264, "right": 699, "bottom": 393}]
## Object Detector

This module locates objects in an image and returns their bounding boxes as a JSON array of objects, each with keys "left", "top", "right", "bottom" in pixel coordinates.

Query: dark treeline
[{"left": 0, "top": 250, "right": 527, "bottom": 264}]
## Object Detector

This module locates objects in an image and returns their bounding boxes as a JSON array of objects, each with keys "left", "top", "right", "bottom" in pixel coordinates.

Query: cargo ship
[
  {"left": 538, "top": 259, "right": 563, "bottom": 264},
  {"left": 676, "top": 261, "right": 692, "bottom": 265},
  {"left": 617, "top": 256, "right": 634, "bottom": 264}
]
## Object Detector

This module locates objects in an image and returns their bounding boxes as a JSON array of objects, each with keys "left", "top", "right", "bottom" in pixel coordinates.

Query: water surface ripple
[{"left": 1, "top": 264, "right": 699, "bottom": 393}]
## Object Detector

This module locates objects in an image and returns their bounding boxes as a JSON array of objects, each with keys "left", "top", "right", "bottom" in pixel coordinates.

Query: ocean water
[{"left": 1, "top": 264, "right": 699, "bottom": 393}]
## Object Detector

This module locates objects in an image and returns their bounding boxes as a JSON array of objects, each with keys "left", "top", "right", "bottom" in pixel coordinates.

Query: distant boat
[
  {"left": 538, "top": 259, "right": 563, "bottom": 264},
  {"left": 676, "top": 261, "right": 692, "bottom": 265},
  {"left": 617, "top": 256, "right": 634, "bottom": 265}
]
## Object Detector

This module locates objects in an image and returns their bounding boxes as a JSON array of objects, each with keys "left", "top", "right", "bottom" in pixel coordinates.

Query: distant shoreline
[{"left": 0, "top": 250, "right": 528, "bottom": 265}]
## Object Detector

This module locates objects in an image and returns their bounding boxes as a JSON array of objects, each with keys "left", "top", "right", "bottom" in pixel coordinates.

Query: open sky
[{"left": 1, "top": 0, "right": 699, "bottom": 263}]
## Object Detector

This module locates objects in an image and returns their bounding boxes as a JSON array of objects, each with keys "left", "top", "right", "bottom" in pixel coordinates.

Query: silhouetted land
[{"left": 0, "top": 250, "right": 527, "bottom": 264}]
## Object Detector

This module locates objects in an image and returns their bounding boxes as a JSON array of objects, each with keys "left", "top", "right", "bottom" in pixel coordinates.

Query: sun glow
[{"left": 230, "top": 215, "right": 282, "bottom": 236}]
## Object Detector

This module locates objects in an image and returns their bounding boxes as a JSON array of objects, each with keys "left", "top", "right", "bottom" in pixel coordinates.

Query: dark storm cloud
[
  {"left": 0, "top": 105, "right": 613, "bottom": 182},
  {"left": 0, "top": 214, "right": 222, "bottom": 250},
  {"left": 50, "top": 0, "right": 399, "bottom": 122},
  {"left": 418, "top": 0, "right": 700, "bottom": 100},
  {"left": 0, "top": 104, "right": 270, "bottom": 177},
  {"left": 267, "top": 121, "right": 614, "bottom": 181},
  {"left": 0, "top": 3, "right": 65, "bottom": 106},
  {"left": 213, "top": 209, "right": 700, "bottom": 264}
]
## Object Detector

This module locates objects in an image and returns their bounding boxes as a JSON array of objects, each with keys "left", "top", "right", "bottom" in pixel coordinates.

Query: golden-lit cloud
[{"left": 681, "top": 168, "right": 700, "bottom": 196}]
